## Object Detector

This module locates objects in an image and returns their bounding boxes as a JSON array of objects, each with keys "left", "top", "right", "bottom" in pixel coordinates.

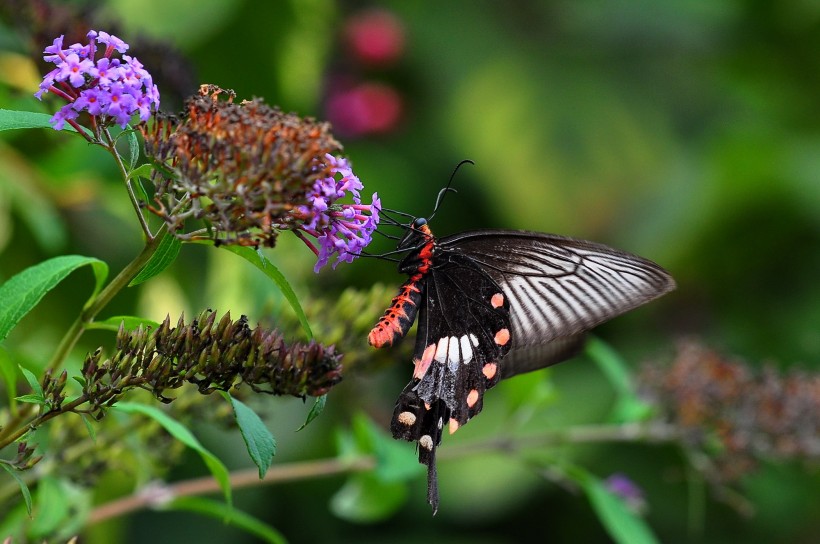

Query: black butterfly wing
[
  {"left": 499, "top": 333, "right": 588, "bottom": 380},
  {"left": 390, "top": 253, "right": 512, "bottom": 512},
  {"left": 390, "top": 229, "right": 675, "bottom": 513},
  {"left": 439, "top": 229, "right": 676, "bottom": 354}
]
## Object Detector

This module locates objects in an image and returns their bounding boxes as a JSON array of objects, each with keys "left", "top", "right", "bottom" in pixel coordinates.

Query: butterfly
[{"left": 368, "top": 175, "right": 675, "bottom": 513}]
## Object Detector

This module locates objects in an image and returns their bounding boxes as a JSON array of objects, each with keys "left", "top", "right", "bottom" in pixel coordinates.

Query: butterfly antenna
[
  {"left": 428, "top": 159, "right": 474, "bottom": 222},
  {"left": 374, "top": 229, "right": 401, "bottom": 241},
  {"left": 380, "top": 207, "right": 416, "bottom": 221}
]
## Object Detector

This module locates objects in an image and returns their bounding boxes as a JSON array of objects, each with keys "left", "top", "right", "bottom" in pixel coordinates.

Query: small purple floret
[
  {"left": 295, "top": 154, "right": 381, "bottom": 272},
  {"left": 604, "top": 473, "right": 647, "bottom": 514},
  {"left": 35, "top": 30, "right": 159, "bottom": 130}
]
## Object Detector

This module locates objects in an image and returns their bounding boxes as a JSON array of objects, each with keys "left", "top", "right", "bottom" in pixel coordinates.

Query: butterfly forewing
[{"left": 440, "top": 230, "right": 675, "bottom": 350}]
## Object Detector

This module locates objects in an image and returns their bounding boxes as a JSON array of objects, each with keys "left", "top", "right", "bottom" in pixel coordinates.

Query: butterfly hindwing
[{"left": 390, "top": 254, "right": 512, "bottom": 512}]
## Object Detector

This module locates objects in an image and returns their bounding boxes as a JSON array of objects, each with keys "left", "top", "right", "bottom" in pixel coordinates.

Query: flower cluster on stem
[
  {"left": 35, "top": 30, "right": 160, "bottom": 132},
  {"left": 293, "top": 154, "right": 381, "bottom": 272},
  {"left": 141, "top": 85, "right": 380, "bottom": 270}
]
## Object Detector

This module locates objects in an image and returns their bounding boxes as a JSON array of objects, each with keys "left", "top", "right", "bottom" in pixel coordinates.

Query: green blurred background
[{"left": 1, "top": 0, "right": 818, "bottom": 542}]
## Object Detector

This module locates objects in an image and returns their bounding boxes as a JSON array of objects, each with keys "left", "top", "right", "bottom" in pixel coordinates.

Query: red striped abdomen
[{"left": 368, "top": 279, "right": 424, "bottom": 348}]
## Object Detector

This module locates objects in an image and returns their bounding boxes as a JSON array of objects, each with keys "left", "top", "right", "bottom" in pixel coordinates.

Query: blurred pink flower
[
  {"left": 344, "top": 8, "right": 405, "bottom": 67},
  {"left": 325, "top": 81, "right": 403, "bottom": 138}
]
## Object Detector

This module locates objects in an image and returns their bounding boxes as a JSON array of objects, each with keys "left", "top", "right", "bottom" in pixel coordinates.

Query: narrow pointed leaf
[
  {"left": 330, "top": 474, "right": 407, "bottom": 522},
  {"left": 80, "top": 414, "right": 97, "bottom": 442},
  {"left": 585, "top": 337, "right": 653, "bottom": 422},
  {"left": 0, "top": 348, "right": 18, "bottom": 413},
  {"left": 18, "top": 366, "right": 43, "bottom": 400},
  {"left": 296, "top": 394, "right": 326, "bottom": 431},
  {"left": 0, "top": 255, "right": 108, "bottom": 343},
  {"left": 114, "top": 402, "right": 232, "bottom": 506},
  {"left": 0, "top": 109, "right": 92, "bottom": 136},
  {"left": 129, "top": 232, "right": 181, "bottom": 286},
  {"left": 0, "top": 463, "right": 32, "bottom": 516},
  {"left": 568, "top": 467, "right": 660, "bottom": 544},
  {"left": 166, "top": 496, "right": 286, "bottom": 544},
  {"left": 223, "top": 392, "right": 276, "bottom": 478},
  {"left": 87, "top": 315, "right": 161, "bottom": 332},
  {"left": 221, "top": 246, "right": 313, "bottom": 340}
]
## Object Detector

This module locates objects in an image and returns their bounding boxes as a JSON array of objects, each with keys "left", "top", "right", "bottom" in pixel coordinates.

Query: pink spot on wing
[
  {"left": 494, "top": 328, "right": 510, "bottom": 346},
  {"left": 449, "top": 418, "right": 460, "bottom": 434},
  {"left": 482, "top": 363, "right": 498, "bottom": 380},
  {"left": 490, "top": 293, "right": 504, "bottom": 308},
  {"left": 466, "top": 389, "right": 479, "bottom": 408},
  {"left": 413, "top": 343, "right": 437, "bottom": 379}
]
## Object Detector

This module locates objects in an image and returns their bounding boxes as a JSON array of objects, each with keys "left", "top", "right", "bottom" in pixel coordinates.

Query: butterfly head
[{"left": 396, "top": 217, "right": 433, "bottom": 251}]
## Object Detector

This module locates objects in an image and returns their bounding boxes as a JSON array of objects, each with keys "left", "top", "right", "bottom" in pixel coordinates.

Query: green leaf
[
  {"left": 585, "top": 337, "right": 632, "bottom": 394},
  {"left": 80, "top": 414, "right": 97, "bottom": 442},
  {"left": 585, "top": 336, "right": 653, "bottom": 422},
  {"left": 220, "top": 246, "right": 313, "bottom": 339},
  {"left": 29, "top": 476, "right": 70, "bottom": 539},
  {"left": 87, "top": 315, "right": 161, "bottom": 332},
  {"left": 114, "top": 402, "right": 232, "bottom": 506},
  {"left": 0, "top": 348, "right": 18, "bottom": 414},
  {"left": 126, "top": 163, "right": 155, "bottom": 182},
  {"left": 127, "top": 163, "right": 154, "bottom": 204},
  {"left": 14, "top": 394, "right": 46, "bottom": 405},
  {"left": 0, "top": 109, "right": 90, "bottom": 136},
  {"left": 0, "top": 463, "right": 32, "bottom": 517},
  {"left": 351, "top": 413, "right": 422, "bottom": 482},
  {"left": 124, "top": 127, "right": 140, "bottom": 170},
  {"left": 569, "top": 467, "right": 660, "bottom": 544},
  {"left": 296, "top": 394, "right": 326, "bottom": 431},
  {"left": 166, "top": 496, "right": 287, "bottom": 544},
  {"left": 18, "top": 366, "right": 43, "bottom": 400},
  {"left": 222, "top": 392, "right": 276, "bottom": 478},
  {"left": 330, "top": 474, "right": 407, "bottom": 523},
  {"left": 0, "top": 255, "right": 108, "bottom": 344},
  {"left": 129, "top": 232, "right": 181, "bottom": 286}
]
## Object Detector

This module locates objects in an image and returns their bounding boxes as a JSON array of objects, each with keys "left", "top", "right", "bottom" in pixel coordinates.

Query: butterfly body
[{"left": 370, "top": 218, "right": 675, "bottom": 513}]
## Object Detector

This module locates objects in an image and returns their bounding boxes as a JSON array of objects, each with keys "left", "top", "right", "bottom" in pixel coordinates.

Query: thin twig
[
  {"left": 84, "top": 421, "right": 680, "bottom": 525},
  {"left": 87, "top": 456, "right": 376, "bottom": 525},
  {"left": 102, "top": 128, "right": 153, "bottom": 239}
]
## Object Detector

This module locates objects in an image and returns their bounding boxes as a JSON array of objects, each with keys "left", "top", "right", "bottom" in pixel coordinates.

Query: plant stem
[
  {"left": 87, "top": 456, "right": 377, "bottom": 525},
  {"left": 45, "top": 231, "right": 165, "bottom": 375},
  {"left": 103, "top": 128, "right": 153, "bottom": 239},
  {"left": 0, "top": 394, "right": 91, "bottom": 449},
  {"left": 0, "top": 139, "right": 165, "bottom": 444},
  {"left": 84, "top": 421, "right": 679, "bottom": 525},
  {"left": 439, "top": 421, "right": 680, "bottom": 460}
]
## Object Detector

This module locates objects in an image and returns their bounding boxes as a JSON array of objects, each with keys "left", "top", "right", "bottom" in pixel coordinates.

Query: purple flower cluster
[
  {"left": 604, "top": 473, "right": 647, "bottom": 514},
  {"left": 35, "top": 30, "right": 160, "bottom": 130},
  {"left": 295, "top": 154, "right": 381, "bottom": 272}
]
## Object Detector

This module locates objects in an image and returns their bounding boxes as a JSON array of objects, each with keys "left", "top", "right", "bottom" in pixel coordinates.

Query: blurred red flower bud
[
  {"left": 344, "top": 9, "right": 405, "bottom": 67},
  {"left": 325, "top": 81, "right": 403, "bottom": 138}
]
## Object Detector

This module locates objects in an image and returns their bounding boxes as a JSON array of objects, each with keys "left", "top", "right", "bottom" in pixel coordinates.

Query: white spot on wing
[
  {"left": 434, "top": 337, "right": 449, "bottom": 364},
  {"left": 469, "top": 333, "right": 479, "bottom": 347},
  {"left": 459, "top": 335, "right": 473, "bottom": 364},
  {"left": 419, "top": 435, "right": 434, "bottom": 450},
  {"left": 447, "top": 336, "right": 461, "bottom": 363},
  {"left": 447, "top": 336, "right": 460, "bottom": 371}
]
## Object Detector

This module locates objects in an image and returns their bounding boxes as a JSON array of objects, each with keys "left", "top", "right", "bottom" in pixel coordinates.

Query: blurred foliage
[{"left": 0, "top": 0, "right": 818, "bottom": 542}]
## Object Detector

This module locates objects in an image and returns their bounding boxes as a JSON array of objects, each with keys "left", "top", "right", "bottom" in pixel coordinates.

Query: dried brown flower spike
[
  {"left": 80, "top": 310, "right": 343, "bottom": 420},
  {"left": 640, "top": 340, "right": 820, "bottom": 480},
  {"left": 141, "top": 85, "right": 342, "bottom": 247}
]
